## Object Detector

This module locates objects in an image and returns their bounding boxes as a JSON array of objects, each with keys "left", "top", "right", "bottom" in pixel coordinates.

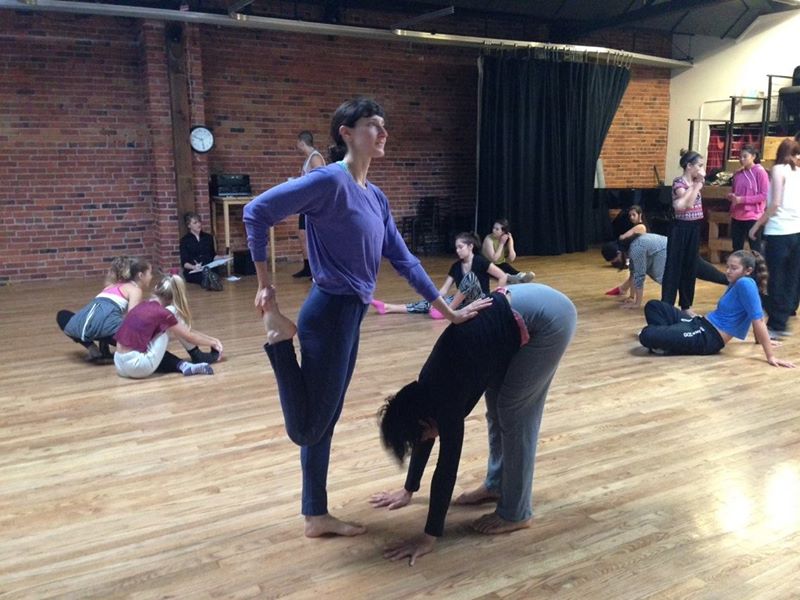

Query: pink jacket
[{"left": 730, "top": 163, "right": 769, "bottom": 222}]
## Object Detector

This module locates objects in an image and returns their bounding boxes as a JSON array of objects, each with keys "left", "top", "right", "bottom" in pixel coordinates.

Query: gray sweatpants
[{"left": 483, "top": 283, "right": 577, "bottom": 522}]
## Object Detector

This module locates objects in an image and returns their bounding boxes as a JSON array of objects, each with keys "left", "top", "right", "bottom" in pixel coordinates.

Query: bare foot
[
  {"left": 261, "top": 289, "right": 297, "bottom": 344},
  {"left": 453, "top": 484, "right": 500, "bottom": 506},
  {"left": 304, "top": 513, "right": 366, "bottom": 538},
  {"left": 471, "top": 512, "right": 531, "bottom": 534}
]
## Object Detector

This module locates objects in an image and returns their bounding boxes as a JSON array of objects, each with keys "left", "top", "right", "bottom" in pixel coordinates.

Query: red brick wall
[
  {"left": 0, "top": 7, "right": 671, "bottom": 283},
  {"left": 0, "top": 13, "right": 156, "bottom": 283}
]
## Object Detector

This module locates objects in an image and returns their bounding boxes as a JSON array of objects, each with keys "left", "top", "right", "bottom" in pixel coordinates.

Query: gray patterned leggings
[{"left": 405, "top": 272, "right": 484, "bottom": 313}]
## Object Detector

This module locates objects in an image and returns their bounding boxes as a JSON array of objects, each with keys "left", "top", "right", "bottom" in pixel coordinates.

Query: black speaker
[
  {"left": 210, "top": 174, "right": 251, "bottom": 197},
  {"left": 233, "top": 250, "right": 256, "bottom": 276}
]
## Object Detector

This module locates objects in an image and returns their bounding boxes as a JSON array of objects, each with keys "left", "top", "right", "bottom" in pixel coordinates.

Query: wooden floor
[{"left": 2, "top": 252, "right": 800, "bottom": 600}]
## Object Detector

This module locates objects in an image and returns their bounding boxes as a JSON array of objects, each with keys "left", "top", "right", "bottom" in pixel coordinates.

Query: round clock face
[{"left": 190, "top": 126, "right": 214, "bottom": 153}]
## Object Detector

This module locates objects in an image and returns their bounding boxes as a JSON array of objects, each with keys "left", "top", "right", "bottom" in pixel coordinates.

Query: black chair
[
  {"left": 400, "top": 196, "right": 447, "bottom": 255},
  {"left": 778, "top": 65, "right": 800, "bottom": 133}
]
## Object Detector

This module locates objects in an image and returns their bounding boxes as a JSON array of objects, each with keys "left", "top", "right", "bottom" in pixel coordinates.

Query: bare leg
[
  {"left": 453, "top": 484, "right": 500, "bottom": 505},
  {"left": 304, "top": 513, "right": 366, "bottom": 538},
  {"left": 381, "top": 302, "right": 413, "bottom": 314},
  {"left": 471, "top": 512, "right": 531, "bottom": 534},
  {"left": 262, "top": 286, "right": 297, "bottom": 345}
]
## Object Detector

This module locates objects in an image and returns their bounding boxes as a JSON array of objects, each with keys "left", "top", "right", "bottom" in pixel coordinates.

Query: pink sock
[
  {"left": 371, "top": 299, "right": 387, "bottom": 315},
  {"left": 429, "top": 307, "right": 445, "bottom": 320}
]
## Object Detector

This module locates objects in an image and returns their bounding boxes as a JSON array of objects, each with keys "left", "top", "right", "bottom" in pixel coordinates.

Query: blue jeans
[
  {"left": 264, "top": 285, "right": 368, "bottom": 515},
  {"left": 483, "top": 284, "right": 577, "bottom": 522},
  {"left": 764, "top": 233, "right": 800, "bottom": 332}
]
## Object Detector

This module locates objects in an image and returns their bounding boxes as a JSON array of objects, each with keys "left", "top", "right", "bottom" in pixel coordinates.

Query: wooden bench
[{"left": 707, "top": 210, "right": 733, "bottom": 263}]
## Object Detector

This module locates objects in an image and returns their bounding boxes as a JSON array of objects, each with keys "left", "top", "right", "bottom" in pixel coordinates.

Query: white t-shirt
[{"left": 764, "top": 163, "right": 800, "bottom": 236}]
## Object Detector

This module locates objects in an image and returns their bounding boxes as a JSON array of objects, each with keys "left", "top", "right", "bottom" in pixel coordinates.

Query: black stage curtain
[{"left": 476, "top": 53, "right": 630, "bottom": 255}]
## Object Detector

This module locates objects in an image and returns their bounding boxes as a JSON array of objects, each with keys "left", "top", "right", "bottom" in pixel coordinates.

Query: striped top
[{"left": 672, "top": 176, "right": 704, "bottom": 221}]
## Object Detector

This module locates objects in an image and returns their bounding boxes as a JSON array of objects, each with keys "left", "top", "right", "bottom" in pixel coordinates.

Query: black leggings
[
  {"left": 730, "top": 218, "right": 763, "bottom": 254},
  {"left": 661, "top": 220, "right": 701, "bottom": 310},
  {"left": 156, "top": 351, "right": 185, "bottom": 373},
  {"left": 696, "top": 257, "right": 728, "bottom": 286},
  {"left": 639, "top": 300, "right": 725, "bottom": 355},
  {"left": 56, "top": 310, "right": 116, "bottom": 350},
  {"left": 496, "top": 262, "right": 520, "bottom": 276}
]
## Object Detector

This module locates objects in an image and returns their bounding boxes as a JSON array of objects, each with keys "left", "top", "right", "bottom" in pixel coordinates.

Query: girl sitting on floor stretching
[{"left": 639, "top": 250, "right": 794, "bottom": 367}]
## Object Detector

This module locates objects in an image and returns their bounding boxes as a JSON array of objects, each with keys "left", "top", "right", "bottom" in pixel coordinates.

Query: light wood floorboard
[{"left": 1, "top": 251, "right": 799, "bottom": 599}]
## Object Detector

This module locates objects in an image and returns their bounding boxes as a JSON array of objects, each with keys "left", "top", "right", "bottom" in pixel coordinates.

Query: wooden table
[{"left": 211, "top": 196, "right": 275, "bottom": 275}]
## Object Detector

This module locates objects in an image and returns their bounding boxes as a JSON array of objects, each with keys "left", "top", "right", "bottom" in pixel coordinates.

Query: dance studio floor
[{"left": 1, "top": 251, "right": 798, "bottom": 599}]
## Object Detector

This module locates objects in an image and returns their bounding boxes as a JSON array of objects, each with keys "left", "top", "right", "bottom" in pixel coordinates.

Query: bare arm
[
  {"left": 617, "top": 273, "right": 632, "bottom": 295},
  {"left": 430, "top": 296, "right": 492, "bottom": 324},
  {"left": 673, "top": 181, "right": 703, "bottom": 211},
  {"left": 169, "top": 322, "right": 224, "bottom": 353},
  {"left": 308, "top": 154, "right": 325, "bottom": 170},
  {"left": 622, "top": 285, "right": 644, "bottom": 309},
  {"left": 505, "top": 234, "right": 517, "bottom": 263},
  {"left": 253, "top": 261, "right": 274, "bottom": 313},
  {"left": 619, "top": 224, "right": 647, "bottom": 241},
  {"left": 437, "top": 275, "right": 455, "bottom": 298},
  {"left": 486, "top": 263, "right": 508, "bottom": 288},
  {"left": 750, "top": 169, "right": 783, "bottom": 239},
  {"left": 752, "top": 318, "right": 795, "bottom": 367}
]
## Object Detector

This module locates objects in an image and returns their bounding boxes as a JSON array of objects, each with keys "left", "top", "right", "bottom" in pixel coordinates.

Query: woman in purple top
[
  {"left": 243, "top": 98, "right": 489, "bottom": 539},
  {"left": 661, "top": 150, "right": 706, "bottom": 313},
  {"left": 727, "top": 145, "right": 768, "bottom": 254}
]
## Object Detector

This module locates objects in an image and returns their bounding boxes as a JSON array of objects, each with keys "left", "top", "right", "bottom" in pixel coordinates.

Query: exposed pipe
[{"left": 0, "top": 0, "right": 692, "bottom": 70}]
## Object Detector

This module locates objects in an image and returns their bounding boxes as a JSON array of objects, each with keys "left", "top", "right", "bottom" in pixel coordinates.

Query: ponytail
[
  {"left": 107, "top": 256, "right": 132, "bottom": 284},
  {"left": 154, "top": 274, "right": 192, "bottom": 327}
]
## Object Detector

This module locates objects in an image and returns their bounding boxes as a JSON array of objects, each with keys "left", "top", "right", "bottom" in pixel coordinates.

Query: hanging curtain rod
[{"left": 0, "top": 0, "right": 690, "bottom": 70}]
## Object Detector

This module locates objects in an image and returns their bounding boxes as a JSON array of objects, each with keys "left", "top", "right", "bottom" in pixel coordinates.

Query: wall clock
[{"left": 189, "top": 126, "right": 214, "bottom": 153}]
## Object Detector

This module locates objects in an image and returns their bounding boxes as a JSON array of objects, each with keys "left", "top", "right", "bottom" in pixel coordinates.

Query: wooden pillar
[{"left": 165, "top": 22, "right": 195, "bottom": 238}]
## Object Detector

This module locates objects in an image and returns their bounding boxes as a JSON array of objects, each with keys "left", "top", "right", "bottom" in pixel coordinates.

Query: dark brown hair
[
  {"left": 730, "top": 250, "right": 768, "bottom": 295},
  {"left": 328, "top": 98, "right": 385, "bottom": 162}
]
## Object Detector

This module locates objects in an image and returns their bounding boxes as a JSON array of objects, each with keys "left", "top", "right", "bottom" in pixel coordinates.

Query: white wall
[{"left": 666, "top": 9, "right": 800, "bottom": 180}]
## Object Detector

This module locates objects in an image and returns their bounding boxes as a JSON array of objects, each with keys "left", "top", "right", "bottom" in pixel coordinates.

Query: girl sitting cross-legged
[{"left": 371, "top": 232, "right": 508, "bottom": 319}]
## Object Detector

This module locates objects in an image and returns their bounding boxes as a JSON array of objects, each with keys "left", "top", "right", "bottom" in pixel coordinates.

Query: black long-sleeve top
[
  {"left": 402, "top": 293, "right": 521, "bottom": 537},
  {"left": 179, "top": 231, "right": 216, "bottom": 277}
]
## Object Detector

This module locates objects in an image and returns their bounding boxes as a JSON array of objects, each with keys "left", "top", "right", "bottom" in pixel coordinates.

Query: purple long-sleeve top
[
  {"left": 243, "top": 163, "right": 439, "bottom": 304},
  {"left": 730, "top": 163, "right": 769, "bottom": 222}
]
